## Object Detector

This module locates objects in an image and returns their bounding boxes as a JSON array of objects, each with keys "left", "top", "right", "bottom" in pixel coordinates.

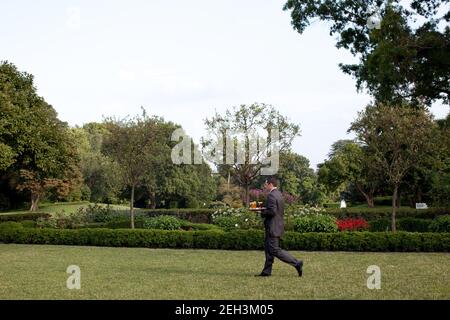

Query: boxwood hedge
[
  {"left": 326, "top": 207, "right": 450, "bottom": 220},
  {"left": 0, "top": 224, "right": 449, "bottom": 252},
  {"left": 0, "top": 212, "right": 51, "bottom": 222}
]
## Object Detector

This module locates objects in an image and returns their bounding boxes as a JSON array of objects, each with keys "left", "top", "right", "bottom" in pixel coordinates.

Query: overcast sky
[{"left": 1, "top": 0, "right": 448, "bottom": 169}]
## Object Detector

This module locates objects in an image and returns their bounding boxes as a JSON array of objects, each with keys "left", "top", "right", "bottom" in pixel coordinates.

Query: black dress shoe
[
  {"left": 295, "top": 261, "right": 304, "bottom": 277},
  {"left": 255, "top": 273, "right": 271, "bottom": 277}
]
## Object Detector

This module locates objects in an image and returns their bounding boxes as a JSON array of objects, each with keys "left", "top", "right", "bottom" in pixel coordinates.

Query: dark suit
[{"left": 261, "top": 188, "right": 300, "bottom": 275}]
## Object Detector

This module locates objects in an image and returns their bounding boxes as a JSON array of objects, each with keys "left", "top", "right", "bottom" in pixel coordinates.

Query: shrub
[
  {"left": 369, "top": 218, "right": 433, "bottom": 232},
  {"left": 211, "top": 208, "right": 263, "bottom": 231},
  {"left": 143, "top": 215, "right": 183, "bottom": 230},
  {"left": 113, "top": 208, "right": 215, "bottom": 224},
  {"left": 429, "top": 215, "right": 450, "bottom": 233},
  {"left": 36, "top": 216, "right": 58, "bottom": 229},
  {"left": 20, "top": 220, "right": 36, "bottom": 228},
  {"left": 369, "top": 219, "right": 391, "bottom": 232},
  {"left": 81, "top": 204, "right": 116, "bottom": 223},
  {"left": 294, "top": 215, "right": 338, "bottom": 233},
  {"left": 0, "top": 221, "right": 23, "bottom": 232},
  {"left": 34, "top": 211, "right": 89, "bottom": 229},
  {"left": 0, "top": 212, "right": 51, "bottom": 222},
  {"left": 179, "top": 222, "right": 223, "bottom": 232},
  {"left": 397, "top": 218, "right": 432, "bottom": 232},
  {"left": 286, "top": 205, "right": 327, "bottom": 218},
  {"left": 208, "top": 201, "right": 229, "bottom": 209},
  {"left": 0, "top": 227, "right": 449, "bottom": 252},
  {"left": 326, "top": 207, "right": 450, "bottom": 220},
  {"left": 337, "top": 218, "right": 369, "bottom": 231}
]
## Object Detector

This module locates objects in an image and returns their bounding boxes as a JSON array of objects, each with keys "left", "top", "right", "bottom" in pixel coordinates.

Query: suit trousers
[{"left": 262, "top": 232, "right": 299, "bottom": 275}]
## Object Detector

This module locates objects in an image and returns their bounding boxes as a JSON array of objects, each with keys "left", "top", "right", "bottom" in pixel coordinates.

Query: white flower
[
  {"left": 235, "top": 224, "right": 239, "bottom": 227},
  {"left": 245, "top": 219, "right": 249, "bottom": 222}
]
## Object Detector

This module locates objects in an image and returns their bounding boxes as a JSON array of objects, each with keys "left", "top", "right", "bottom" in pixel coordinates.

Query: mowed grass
[{"left": 0, "top": 244, "right": 449, "bottom": 300}]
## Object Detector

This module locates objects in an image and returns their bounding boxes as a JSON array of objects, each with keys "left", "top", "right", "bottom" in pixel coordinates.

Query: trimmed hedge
[
  {"left": 0, "top": 225, "right": 449, "bottom": 252},
  {"left": 117, "top": 209, "right": 215, "bottom": 224},
  {"left": 369, "top": 218, "right": 433, "bottom": 232},
  {"left": 326, "top": 207, "right": 450, "bottom": 220},
  {"left": 0, "top": 212, "right": 51, "bottom": 222}
]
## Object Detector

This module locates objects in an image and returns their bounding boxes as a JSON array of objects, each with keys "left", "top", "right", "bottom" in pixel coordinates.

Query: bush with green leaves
[
  {"left": 0, "top": 212, "right": 51, "bottom": 222},
  {"left": 286, "top": 204, "right": 327, "bottom": 219},
  {"left": 1, "top": 227, "right": 449, "bottom": 252},
  {"left": 20, "top": 220, "right": 36, "bottom": 228},
  {"left": 211, "top": 207, "right": 262, "bottom": 231},
  {"left": 0, "top": 221, "right": 23, "bottom": 232},
  {"left": 35, "top": 211, "right": 89, "bottom": 229},
  {"left": 429, "top": 215, "right": 450, "bottom": 233},
  {"left": 143, "top": 215, "right": 183, "bottom": 230},
  {"left": 370, "top": 218, "right": 433, "bottom": 232},
  {"left": 326, "top": 207, "right": 450, "bottom": 220},
  {"left": 294, "top": 214, "right": 338, "bottom": 233},
  {"left": 80, "top": 204, "right": 116, "bottom": 223}
]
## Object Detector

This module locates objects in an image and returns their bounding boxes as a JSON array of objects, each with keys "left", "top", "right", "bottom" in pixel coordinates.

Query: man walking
[{"left": 255, "top": 176, "right": 303, "bottom": 277}]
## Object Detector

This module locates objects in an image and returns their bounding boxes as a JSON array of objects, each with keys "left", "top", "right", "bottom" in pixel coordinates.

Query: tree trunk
[
  {"left": 130, "top": 184, "right": 135, "bottom": 229},
  {"left": 30, "top": 193, "right": 40, "bottom": 212},
  {"left": 149, "top": 191, "right": 156, "bottom": 209},
  {"left": 392, "top": 185, "right": 398, "bottom": 233},
  {"left": 356, "top": 184, "right": 375, "bottom": 208},
  {"left": 245, "top": 184, "right": 250, "bottom": 207}
]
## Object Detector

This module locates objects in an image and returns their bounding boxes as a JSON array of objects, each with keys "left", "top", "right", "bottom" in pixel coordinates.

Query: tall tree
[
  {"left": 0, "top": 61, "right": 79, "bottom": 211},
  {"left": 203, "top": 103, "right": 300, "bottom": 206},
  {"left": 283, "top": 0, "right": 450, "bottom": 106},
  {"left": 102, "top": 110, "right": 164, "bottom": 228},
  {"left": 350, "top": 103, "right": 437, "bottom": 231},
  {"left": 318, "top": 140, "right": 382, "bottom": 207}
]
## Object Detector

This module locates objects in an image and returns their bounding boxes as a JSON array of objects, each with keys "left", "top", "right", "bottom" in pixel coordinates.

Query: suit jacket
[{"left": 261, "top": 189, "right": 285, "bottom": 237}]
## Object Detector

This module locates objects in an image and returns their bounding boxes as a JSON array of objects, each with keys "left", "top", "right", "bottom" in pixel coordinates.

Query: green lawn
[
  {"left": 0, "top": 202, "right": 130, "bottom": 215},
  {"left": 0, "top": 244, "right": 449, "bottom": 299}
]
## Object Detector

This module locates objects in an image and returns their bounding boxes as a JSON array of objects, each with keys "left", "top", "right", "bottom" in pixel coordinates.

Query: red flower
[{"left": 337, "top": 218, "right": 369, "bottom": 231}]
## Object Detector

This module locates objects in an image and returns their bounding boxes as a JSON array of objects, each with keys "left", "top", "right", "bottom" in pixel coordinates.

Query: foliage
[
  {"left": 211, "top": 207, "right": 263, "bottom": 231},
  {"left": 429, "top": 215, "right": 450, "bottom": 233},
  {"left": 350, "top": 103, "right": 438, "bottom": 231},
  {"left": 337, "top": 218, "right": 369, "bottom": 231},
  {"left": 326, "top": 207, "right": 450, "bottom": 220},
  {"left": 318, "top": 140, "right": 382, "bottom": 207},
  {"left": 71, "top": 124, "right": 121, "bottom": 203},
  {"left": 0, "top": 61, "right": 81, "bottom": 211},
  {"left": 143, "top": 215, "right": 183, "bottom": 230},
  {"left": 1, "top": 226, "right": 449, "bottom": 251},
  {"left": 35, "top": 210, "right": 88, "bottom": 229},
  {"left": 0, "top": 212, "right": 51, "bottom": 222},
  {"left": 203, "top": 103, "right": 300, "bottom": 206},
  {"left": 283, "top": 0, "right": 450, "bottom": 106},
  {"left": 294, "top": 215, "right": 338, "bottom": 233},
  {"left": 102, "top": 110, "right": 166, "bottom": 228},
  {"left": 217, "top": 178, "right": 243, "bottom": 208}
]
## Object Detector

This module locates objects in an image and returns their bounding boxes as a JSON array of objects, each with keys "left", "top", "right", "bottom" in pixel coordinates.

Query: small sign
[{"left": 416, "top": 203, "right": 428, "bottom": 210}]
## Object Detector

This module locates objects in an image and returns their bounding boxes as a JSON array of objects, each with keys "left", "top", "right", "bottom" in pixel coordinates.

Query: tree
[
  {"left": 72, "top": 124, "right": 121, "bottom": 203},
  {"left": 318, "top": 140, "right": 382, "bottom": 207},
  {"left": 203, "top": 103, "right": 300, "bottom": 206},
  {"left": 0, "top": 61, "right": 80, "bottom": 211},
  {"left": 429, "top": 113, "right": 450, "bottom": 206},
  {"left": 102, "top": 110, "right": 164, "bottom": 228},
  {"left": 283, "top": 0, "right": 450, "bottom": 106},
  {"left": 276, "top": 151, "right": 326, "bottom": 205},
  {"left": 350, "top": 103, "right": 437, "bottom": 231}
]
